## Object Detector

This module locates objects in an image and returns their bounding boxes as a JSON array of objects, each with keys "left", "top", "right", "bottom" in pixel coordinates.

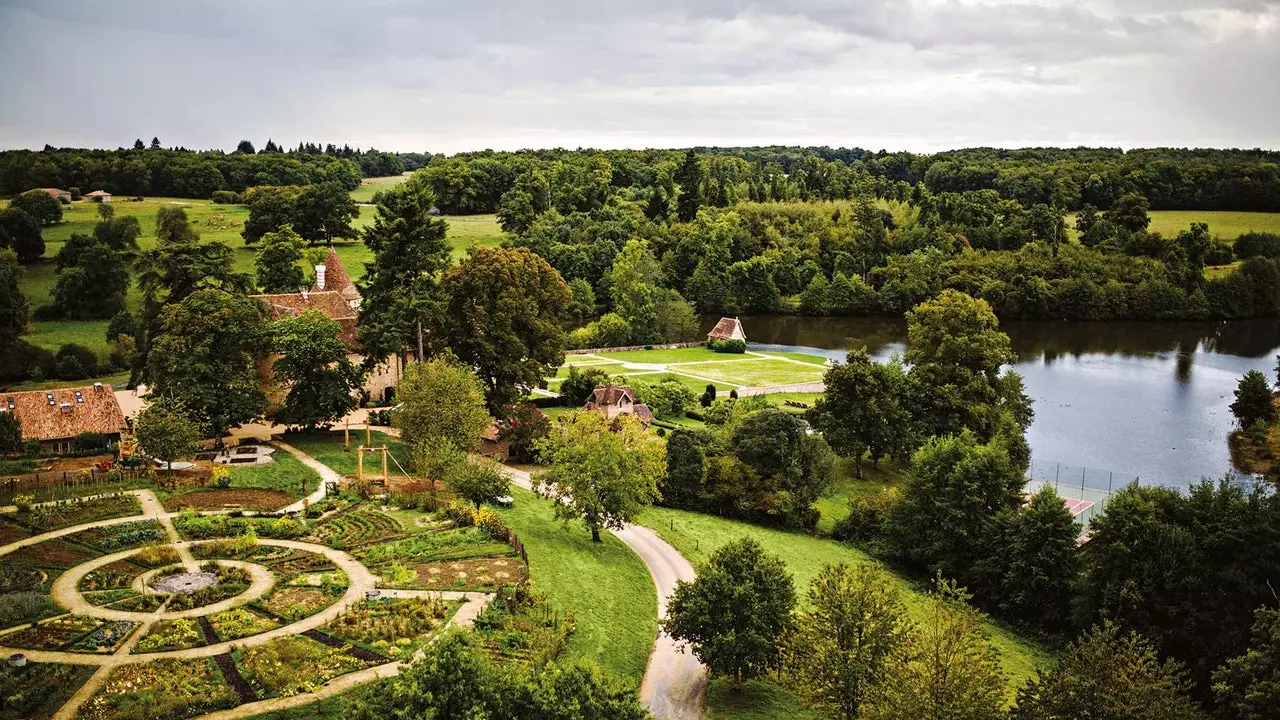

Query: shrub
[
  {"left": 211, "top": 465, "right": 231, "bottom": 488},
  {"left": 13, "top": 494, "right": 34, "bottom": 512},
  {"left": 106, "top": 335, "right": 136, "bottom": 370},
  {"left": 709, "top": 338, "right": 747, "bottom": 354},
  {"left": 367, "top": 408, "right": 392, "bottom": 426},
  {"left": 72, "top": 432, "right": 111, "bottom": 453},
  {"left": 444, "top": 500, "right": 476, "bottom": 527},
  {"left": 833, "top": 488, "right": 900, "bottom": 542},
  {"left": 55, "top": 343, "right": 98, "bottom": 378},
  {"left": 0, "top": 340, "right": 55, "bottom": 382},
  {"left": 474, "top": 507, "right": 510, "bottom": 542},
  {"left": 210, "top": 190, "right": 242, "bottom": 205},
  {"left": 1234, "top": 232, "right": 1280, "bottom": 260}
]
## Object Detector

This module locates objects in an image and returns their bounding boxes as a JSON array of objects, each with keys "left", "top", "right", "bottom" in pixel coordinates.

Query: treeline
[{"left": 0, "top": 142, "right": 410, "bottom": 199}]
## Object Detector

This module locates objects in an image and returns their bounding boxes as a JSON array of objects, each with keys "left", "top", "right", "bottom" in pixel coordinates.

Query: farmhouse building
[
  {"left": 251, "top": 248, "right": 403, "bottom": 406},
  {"left": 583, "top": 385, "right": 654, "bottom": 423},
  {"left": 1, "top": 384, "right": 128, "bottom": 453},
  {"left": 707, "top": 316, "right": 746, "bottom": 343},
  {"left": 84, "top": 190, "right": 112, "bottom": 203},
  {"left": 35, "top": 188, "right": 72, "bottom": 202}
]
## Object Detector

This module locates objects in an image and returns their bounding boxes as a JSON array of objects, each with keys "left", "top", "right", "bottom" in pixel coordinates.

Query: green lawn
[
  {"left": 226, "top": 449, "right": 322, "bottom": 498},
  {"left": 812, "top": 460, "right": 907, "bottom": 533},
  {"left": 675, "top": 359, "right": 826, "bottom": 388},
  {"left": 283, "top": 430, "right": 412, "bottom": 478},
  {"left": 495, "top": 485, "right": 657, "bottom": 683},
  {"left": 595, "top": 347, "right": 729, "bottom": 364},
  {"left": 755, "top": 351, "right": 830, "bottom": 366},
  {"left": 636, "top": 506, "right": 1052, "bottom": 698},
  {"left": 707, "top": 678, "right": 816, "bottom": 720},
  {"left": 348, "top": 173, "right": 410, "bottom": 203}
]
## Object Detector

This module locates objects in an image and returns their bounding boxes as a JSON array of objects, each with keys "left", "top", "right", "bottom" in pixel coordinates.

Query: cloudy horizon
[{"left": 1, "top": 0, "right": 1278, "bottom": 155}]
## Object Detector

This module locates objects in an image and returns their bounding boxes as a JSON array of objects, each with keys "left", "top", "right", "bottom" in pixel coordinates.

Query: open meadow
[{"left": 548, "top": 347, "right": 828, "bottom": 394}]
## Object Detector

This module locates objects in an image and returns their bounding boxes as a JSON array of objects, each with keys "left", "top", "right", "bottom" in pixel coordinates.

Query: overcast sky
[{"left": 1, "top": 0, "right": 1277, "bottom": 154}]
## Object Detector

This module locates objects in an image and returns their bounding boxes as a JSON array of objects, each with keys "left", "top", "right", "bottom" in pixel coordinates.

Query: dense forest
[
  {"left": 0, "top": 140, "right": 409, "bottom": 198},
  {"left": 387, "top": 146, "right": 1280, "bottom": 327}
]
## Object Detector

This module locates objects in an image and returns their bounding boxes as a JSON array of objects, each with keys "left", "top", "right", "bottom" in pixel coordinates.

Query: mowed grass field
[
  {"left": 348, "top": 172, "right": 412, "bottom": 203},
  {"left": 549, "top": 348, "right": 827, "bottom": 392},
  {"left": 1067, "top": 209, "right": 1280, "bottom": 241},
  {"left": 14, "top": 191, "right": 502, "bottom": 364}
]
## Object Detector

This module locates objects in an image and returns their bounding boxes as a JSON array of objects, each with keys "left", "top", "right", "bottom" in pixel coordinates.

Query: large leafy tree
[
  {"left": 790, "top": 564, "right": 913, "bottom": 720},
  {"left": 0, "top": 208, "right": 45, "bottom": 263},
  {"left": 357, "top": 182, "right": 451, "bottom": 363},
  {"left": 887, "top": 431, "right": 1024, "bottom": 587},
  {"left": 662, "top": 537, "right": 795, "bottom": 682},
  {"left": 1213, "top": 608, "right": 1280, "bottom": 720},
  {"left": 254, "top": 225, "right": 306, "bottom": 293},
  {"left": 442, "top": 246, "right": 571, "bottom": 410},
  {"left": 809, "top": 348, "right": 913, "bottom": 477},
  {"left": 0, "top": 410, "right": 21, "bottom": 454},
  {"left": 11, "top": 190, "right": 62, "bottom": 225},
  {"left": 242, "top": 186, "right": 301, "bottom": 245},
  {"left": 293, "top": 181, "right": 358, "bottom": 244},
  {"left": 1013, "top": 624, "right": 1201, "bottom": 720},
  {"left": 52, "top": 236, "right": 130, "bottom": 319},
  {"left": 134, "top": 396, "right": 203, "bottom": 474},
  {"left": 729, "top": 406, "right": 837, "bottom": 519},
  {"left": 0, "top": 251, "right": 28, "bottom": 349},
  {"left": 905, "top": 289, "right": 1032, "bottom": 447},
  {"left": 269, "top": 309, "right": 363, "bottom": 431},
  {"left": 534, "top": 410, "right": 665, "bottom": 542},
  {"left": 391, "top": 357, "right": 492, "bottom": 453},
  {"left": 1230, "top": 370, "right": 1274, "bottom": 428},
  {"left": 997, "top": 486, "right": 1079, "bottom": 629},
  {"left": 867, "top": 580, "right": 1005, "bottom": 720},
  {"left": 147, "top": 289, "right": 267, "bottom": 441}
]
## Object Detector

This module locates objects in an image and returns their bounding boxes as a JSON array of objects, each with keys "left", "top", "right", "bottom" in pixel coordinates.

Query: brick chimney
[{"left": 315, "top": 263, "right": 327, "bottom": 290}]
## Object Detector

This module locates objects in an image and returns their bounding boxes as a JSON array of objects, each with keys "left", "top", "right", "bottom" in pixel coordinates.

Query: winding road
[{"left": 502, "top": 465, "right": 707, "bottom": 720}]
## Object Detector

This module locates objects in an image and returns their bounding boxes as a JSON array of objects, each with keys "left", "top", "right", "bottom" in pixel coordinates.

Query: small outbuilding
[
  {"left": 707, "top": 316, "right": 746, "bottom": 343},
  {"left": 35, "top": 188, "right": 72, "bottom": 202},
  {"left": 1, "top": 383, "right": 128, "bottom": 454},
  {"left": 84, "top": 190, "right": 112, "bottom": 203},
  {"left": 583, "top": 386, "right": 654, "bottom": 424}
]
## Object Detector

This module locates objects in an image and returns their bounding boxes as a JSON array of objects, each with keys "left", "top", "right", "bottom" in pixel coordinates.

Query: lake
[{"left": 724, "top": 314, "right": 1280, "bottom": 491}]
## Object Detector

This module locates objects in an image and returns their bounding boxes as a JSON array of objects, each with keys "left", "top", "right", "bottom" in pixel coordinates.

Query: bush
[
  {"left": 474, "top": 507, "right": 510, "bottom": 542},
  {"left": 72, "top": 432, "right": 111, "bottom": 453},
  {"left": 367, "top": 409, "right": 392, "bottom": 426},
  {"left": 709, "top": 338, "right": 747, "bottom": 354},
  {"left": 832, "top": 488, "right": 899, "bottom": 542},
  {"left": 55, "top": 343, "right": 99, "bottom": 378},
  {"left": 0, "top": 340, "right": 55, "bottom": 382},
  {"left": 445, "top": 500, "right": 476, "bottom": 526},
  {"left": 1234, "top": 232, "right": 1280, "bottom": 260},
  {"left": 210, "top": 190, "right": 243, "bottom": 204}
]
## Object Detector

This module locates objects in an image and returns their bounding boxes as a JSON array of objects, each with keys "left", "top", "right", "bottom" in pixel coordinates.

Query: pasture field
[
  {"left": 1067, "top": 209, "right": 1280, "bottom": 241},
  {"left": 12, "top": 196, "right": 503, "bottom": 383},
  {"left": 548, "top": 348, "right": 828, "bottom": 392},
  {"left": 348, "top": 173, "right": 411, "bottom": 203}
]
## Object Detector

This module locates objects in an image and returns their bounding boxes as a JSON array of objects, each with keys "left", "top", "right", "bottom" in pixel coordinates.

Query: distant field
[
  {"left": 13, "top": 195, "right": 503, "bottom": 380},
  {"left": 1068, "top": 209, "right": 1280, "bottom": 241},
  {"left": 348, "top": 172, "right": 410, "bottom": 203},
  {"left": 546, "top": 348, "right": 826, "bottom": 392}
]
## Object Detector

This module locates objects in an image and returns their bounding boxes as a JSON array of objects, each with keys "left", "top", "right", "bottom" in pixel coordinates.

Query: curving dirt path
[{"left": 500, "top": 464, "right": 707, "bottom": 720}]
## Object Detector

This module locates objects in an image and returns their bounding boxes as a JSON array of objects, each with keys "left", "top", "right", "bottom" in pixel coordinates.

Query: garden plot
[
  {"left": 81, "top": 657, "right": 239, "bottom": 720},
  {"left": 323, "top": 595, "right": 458, "bottom": 659},
  {"left": 309, "top": 505, "right": 407, "bottom": 549},
  {"left": 67, "top": 520, "right": 166, "bottom": 553},
  {"left": 3, "top": 615, "right": 137, "bottom": 653},
  {"left": 383, "top": 555, "right": 527, "bottom": 592},
  {"left": 0, "top": 661, "right": 95, "bottom": 720},
  {"left": 233, "top": 634, "right": 372, "bottom": 699},
  {"left": 16, "top": 495, "right": 142, "bottom": 533}
]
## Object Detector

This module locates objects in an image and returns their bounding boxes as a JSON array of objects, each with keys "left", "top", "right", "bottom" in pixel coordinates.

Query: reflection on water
[{"left": 710, "top": 315, "right": 1280, "bottom": 488}]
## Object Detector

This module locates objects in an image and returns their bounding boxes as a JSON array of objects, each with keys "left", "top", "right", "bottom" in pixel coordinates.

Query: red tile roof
[
  {"left": 585, "top": 386, "right": 635, "bottom": 407},
  {"left": 251, "top": 291, "right": 358, "bottom": 348},
  {"left": 3, "top": 385, "right": 127, "bottom": 442},
  {"left": 707, "top": 317, "right": 745, "bottom": 341},
  {"left": 36, "top": 188, "right": 70, "bottom": 198},
  {"left": 84, "top": 190, "right": 112, "bottom": 197},
  {"left": 312, "top": 247, "right": 360, "bottom": 302}
]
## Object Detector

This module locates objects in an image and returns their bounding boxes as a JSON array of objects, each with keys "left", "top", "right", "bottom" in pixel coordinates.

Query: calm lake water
[{"left": 718, "top": 314, "right": 1280, "bottom": 490}]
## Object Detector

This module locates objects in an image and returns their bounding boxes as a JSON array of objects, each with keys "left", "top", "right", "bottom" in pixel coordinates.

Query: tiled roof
[
  {"left": 84, "top": 190, "right": 112, "bottom": 197},
  {"left": 707, "top": 316, "right": 745, "bottom": 341},
  {"left": 251, "top": 291, "right": 358, "bottom": 347},
  {"left": 36, "top": 188, "right": 69, "bottom": 198},
  {"left": 633, "top": 404, "right": 655, "bottom": 422},
  {"left": 586, "top": 386, "right": 635, "bottom": 407},
  {"left": 312, "top": 247, "right": 360, "bottom": 302},
  {"left": 2, "top": 385, "right": 127, "bottom": 442}
]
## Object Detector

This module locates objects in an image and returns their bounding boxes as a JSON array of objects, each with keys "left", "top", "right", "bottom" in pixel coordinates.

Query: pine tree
[{"left": 675, "top": 149, "right": 704, "bottom": 222}]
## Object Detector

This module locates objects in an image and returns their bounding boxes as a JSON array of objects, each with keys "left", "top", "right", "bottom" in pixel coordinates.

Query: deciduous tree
[
  {"left": 269, "top": 309, "right": 363, "bottom": 431},
  {"left": 0, "top": 251, "right": 28, "bottom": 348},
  {"left": 442, "top": 246, "right": 570, "bottom": 410},
  {"left": 1230, "top": 370, "right": 1274, "bottom": 428},
  {"left": 0, "top": 207, "right": 44, "bottom": 262},
  {"left": 135, "top": 396, "right": 203, "bottom": 474},
  {"left": 254, "top": 225, "right": 306, "bottom": 293},
  {"left": 662, "top": 537, "right": 795, "bottom": 682},
  {"left": 534, "top": 410, "right": 665, "bottom": 542},
  {"left": 1213, "top": 609, "right": 1280, "bottom": 720},
  {"left": 392, "top": 357, "right": 491, "bottom": 452},
  {"left": 809, "top": 348, "right": 913, "bottom": 477},
  {"left": 11, "top": 190, "right": 62, "bottom": 226}
]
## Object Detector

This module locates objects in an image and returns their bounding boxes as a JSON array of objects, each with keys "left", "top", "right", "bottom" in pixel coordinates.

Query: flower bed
[
  {"left": 70, "top": 520, "right": 165, "bottom": 552},
  {"left": 208, "top": 607, "right": 277, "bottom": 642},
  {"left": 165, "top": 488, "right": 295, "bottom": 513},
  {"left": 67, "top": 619, "right": 137, "bottom": 653},
  {"left": 83, "top": 589, "right": 136, "bottom": 606},
  {"left": 1, "top": 559, "right": 56, "bottom": 593},
  {"left": 161, "top": 564, "right": 252, "bottom": 612},
  {"left": 473, "top": 588, "right": 574, "bottom": 667},
  {"left": 107, "top": 594, "right": 165, "bottom": 612},
  {"left": 0, "top": 661, "right": 95, "bottom": 720},
  {"left": 4, "top": 614, "right": 103, "bottom": 650},
  {"left": 309, "top": 507, "right": 405, "bottom": 549},
  {"left": 254, "top": 586, "right": 339, "bottom": 621},
  {"left": 135, "top": 619, "right": 204, "bottom": 652},
  {"left": 19, "top": 494, "right": 141, "bottom": 532},
  {"left": 356, "top": 526, "right": 500, "bottom": 565},
  {"left": 174, "top": 513, "right": 306, "bottom": 541},
  {"left": 235, "top": 635, "right": 369, "bottom": 699},
  {"left": 78, "top": 560, "right": 146, "bottom": 591},
  {"left": 324, "top": 597, "right": 453, "bottom": 659},
  {"left": 130, "top": 544, "right": 181, "bottom": 568},
  {"left": 5, "top": 539, "right": 99, "bottom": 569},
  {"left": 81, "top": 658, "right": 238, "bottom": 720},
  {"left": 382, "top": 554, "right": 526, "bottom": 592},
  {"left": 190, "top": 534, "right": 257, "bottom": 560}
]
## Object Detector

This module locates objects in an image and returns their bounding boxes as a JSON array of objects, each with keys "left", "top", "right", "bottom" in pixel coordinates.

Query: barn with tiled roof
[{"left": 1, "top": 384, "right": 127, "bottom": 453}]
